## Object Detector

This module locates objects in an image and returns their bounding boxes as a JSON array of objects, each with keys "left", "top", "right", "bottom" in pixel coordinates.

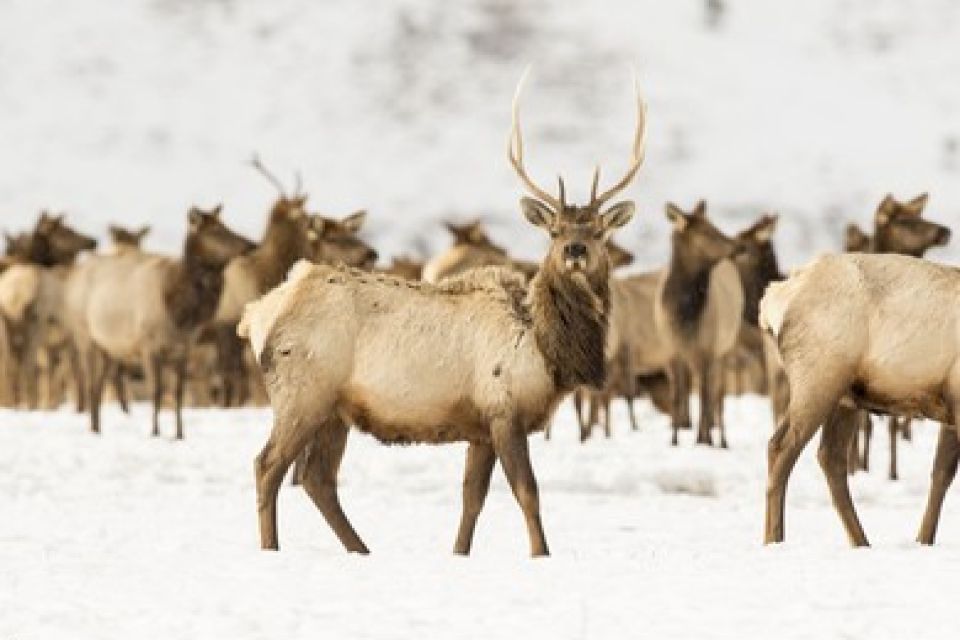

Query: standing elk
[
  {"left": 423, "top": 219, "right": 539, "bottom": 283},
  {"left": 760, "top": 252, "right": 959, "bottom": 546},
  {"left": 656, "top": 201, "right": 744, "bottom": 448},
  {"left": 838, "top": 194, "right": 951, "bottom": 479},
  {"left": 239, "top": 73, "right": 645, "bottom": 555},
  {"left": 66, "top": 205, "right": 254, "bottom": 437},
  {"left": 0, "top": 213, "right": 97, "bottom": 408}
]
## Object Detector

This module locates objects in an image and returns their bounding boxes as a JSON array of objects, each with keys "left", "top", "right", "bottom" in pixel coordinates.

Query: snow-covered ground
[{"left": 1, "top": 398, "right": 958, "bottom": 639}]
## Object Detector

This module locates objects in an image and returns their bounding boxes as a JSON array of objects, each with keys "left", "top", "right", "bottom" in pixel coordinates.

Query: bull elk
[
  {"left": 239, "top": 72, "right": 646, "bottom": 555},
  {"left": 656, "top": 201, "right": 744, "bottom": 448},
  {"left": 67, "top": 205, "right": 254, "bottom": 437},
  {"left": 760, "top": 252, "right": 960, "bottom": 546}
]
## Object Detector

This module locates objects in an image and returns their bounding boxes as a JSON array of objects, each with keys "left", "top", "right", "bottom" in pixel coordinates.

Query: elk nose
[
  {"left": 937, "top": 227, "right": 951, "bottom": 245},
  {"left": 564, "top": 243, "right": 587, "bottom": 259},
  {"left": 365, "top": 249, "right": 379, "bottom": 264}
]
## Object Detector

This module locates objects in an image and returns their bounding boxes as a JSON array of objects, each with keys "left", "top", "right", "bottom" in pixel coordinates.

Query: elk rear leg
[
  {"left": 146, "top": 353, "right": 164, "bottom": 437},
  {"left": 818, "top": 406, "right": 869, "bottom": 547},
  {"left": 667, "top": 358, "right": 691, "bottom": 446},
  {"left": 888, "top": 415, "right": 900, "bottom": 481},
  {"left": 917, "top": 422, "right": 960, "bottom": 545},
  {"left": 254, "top": 414, "right": 319, "bottom": 551},
  {"left": 572, "top": 387, "right": 586, "bottom": 441},
  {"left": 859, "top": 414, "right": 872, "bottom": 472},
  {"left": 492, "top": 419, "right": 549, "bottom": 557},
  {"left": 765, "top": 376, "right": 843, "bottom": 544},
  {"left": 454, "top": 442, "right": 496, "bottom": 555},
  {"left": 113, "top": 364, "right": 130, "bottom": 414},
  {"left": 87, "top": 347, "right": 108, "bottom": 434},
  {"left": 301, "top": 418, "right": 369, "bottom": 554},
  {"left": 173, "top": 356, "right": 187, "bottom": 440}
]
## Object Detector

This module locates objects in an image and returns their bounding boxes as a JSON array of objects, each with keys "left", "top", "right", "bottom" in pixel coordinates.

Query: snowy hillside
[{"left": 1, "top": 0, "right": 959, "bottom": 268}]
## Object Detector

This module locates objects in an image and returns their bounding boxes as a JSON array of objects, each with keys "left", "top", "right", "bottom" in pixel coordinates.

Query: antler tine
[
  {"left": 557, "top": 176, "right": 566, "bottom": 208},
  {"left": 250, "top": 153, "right": 289, "bottom": 198},
  {"left": 293, "top": 170, "right": 303, "bottom": 198},
  {"left": 590, "top": 165, "right": 600, "bottom": 202},
  {"left": 591, "top": 75, "right": 647, "bottom": 208},
  {"left": 508, "top": 68, "right": 561, "bottom": 209}
]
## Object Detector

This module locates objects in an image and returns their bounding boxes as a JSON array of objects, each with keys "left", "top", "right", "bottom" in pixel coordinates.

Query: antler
[
  {"left": 251, "top": 153, "right": 289, "bottom": 197},
  {"left": 589, "top": 76, "right": 647, "bottom": 209},
  {"left": 508, "top": 69, "right": 562, "bottom": 210}
]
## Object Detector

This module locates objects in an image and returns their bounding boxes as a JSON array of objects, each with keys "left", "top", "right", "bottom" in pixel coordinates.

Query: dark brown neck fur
[
  {"left": 251, "top": 208, "right": 305, "bottom": 290},
  {"left": 529, "top": 264, "right": 610, "bottom": 392},
  {"left": 164, "top": 236, "right": 228, "bottom": 332},
  {"left": 663, "top": 235, "right": 715, "bottom": 334}
]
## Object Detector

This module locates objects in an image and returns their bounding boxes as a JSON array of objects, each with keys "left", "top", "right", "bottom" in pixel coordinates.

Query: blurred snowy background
[{"left": 2, "top": 0, "right": 959, "bottom": 268}]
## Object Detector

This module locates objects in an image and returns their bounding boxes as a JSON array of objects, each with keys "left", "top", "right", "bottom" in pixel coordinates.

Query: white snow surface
[
  {"left": 1, "top": 398, "right": 958, "bottom": 639},
  {"left": 1, "top": 0, "right": 959, "bottom": 268}
]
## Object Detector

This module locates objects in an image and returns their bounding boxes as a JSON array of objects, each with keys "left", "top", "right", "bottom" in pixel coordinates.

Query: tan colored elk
[
  {"left": 66, "top": 205, "right": 254, "bottom": 437},
  {"left": 760, "top": 252, "right": 960, "bottom": 546},
  {"left": 0, "top": 213, "right": 97, "bottom": 408},
  {"left": 240, "top": 74, "right": 645, "bottom": 556},
  {"left": 656, "top": 201, "right": 744, "bottom": 447},
  {"left": 838, "top": 194, "right": 951, "bottom": 480},
  {"left": 423, "top": 219, "right": 538, "bottom": 283}
]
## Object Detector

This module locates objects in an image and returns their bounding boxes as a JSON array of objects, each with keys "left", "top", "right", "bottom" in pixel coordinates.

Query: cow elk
[
  {"left": 423, "top": 220, "right": 519, "bottom": 283},
  {"left": 760, "top": 252, "right": 960, "bottom": 547},
  {"left": 67, "top": 205, "right": 254, "bottom": 437},
  {"left": 656, "top": 201, "right": 744, "bottom": 448},
  {"left": 239, "top": 73, "right": 645, "bottom": 555}
]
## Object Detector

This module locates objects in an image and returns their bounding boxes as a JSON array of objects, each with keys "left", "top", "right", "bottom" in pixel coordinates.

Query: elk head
[
  {"left": 444, "top": 220, "right": 507, "bottom": 256},
  {"left": 252, "top": 154, "right": 309, "bottom": 226},
  {"left": 187, "top": 204, "right": 255, "bottom": 269},
  {"left": 33, "top": 211, "right": 97, "bottom": 265},
  {"left": 665, "top": 201, "right": 738, "bottom": 269},
  {"left": 108, "top": 224, "right": 151, "bottom": 249},
  {"left": 844, "top": 223, "right": 872, "bottom": 253},
  {"left": 304, "top": 211, "right": 378, "bottom": 269},
  {"left": 508, "top": 72, "right": 641, "bottom": 287},
  {"left": 873, "top": 193, "right": 950, "bottom": 257},
  {"left": 4, "top": 231, "right": 32, "bottom": 259}
]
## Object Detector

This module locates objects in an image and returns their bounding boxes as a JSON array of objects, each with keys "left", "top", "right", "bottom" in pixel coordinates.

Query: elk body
[
  {"left": 240, "top": 75, "right": 645, "bottom": 555},
  {"left": 422, "top": 220, "right": 538, "bottom": 283},
  {"left": 656, "top": 201, "right": 744, "bottom": 447},
  {"left": 66, "top": 206, "right": 253, "bottom": 437},
  {"left": 760, "top": 252, "right": 960, "bottom": 546}
]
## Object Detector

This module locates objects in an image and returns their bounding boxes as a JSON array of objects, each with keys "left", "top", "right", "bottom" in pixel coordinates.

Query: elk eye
[
  {"left": 593, "top": 231, "right": 603, "bottom": 239},
  {"left": 550, "top": 230, "right": 560, "bottom": 239}
]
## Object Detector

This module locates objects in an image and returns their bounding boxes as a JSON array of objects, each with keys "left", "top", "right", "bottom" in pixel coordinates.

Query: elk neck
[
  {"left": 528, "top": 260, "right": 610, "bottom": 393},
  {"left": 165, "top": 234, "right": 228, "bottom": 331},
  {"left": 663, "top": 234, "right": 717, "bottom": 333},
  {"left": 253, "top": 211, "right": 305, "bottom": 287}
]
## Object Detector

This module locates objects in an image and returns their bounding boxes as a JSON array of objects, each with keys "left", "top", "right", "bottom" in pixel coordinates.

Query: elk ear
[
  {"left": 341, "top": 210, "right": 367, "bottom": 234},
  {"left": 692, "top": 200, "right": 707, "bottom": 218},
  {"left": 137, "top": 225, "right": 151, "bottom": 240},
  {"left": 520, "top": 197, "right": 555, "bottom": 230},
  {"left": 188, "top": 207, "right": 204, "bottom": 231},
  {"left": 466, "top": 222, "right": 488, "bottom": 245},
  {"left": 904, "top": 192, "right": 929, "bottom": 215},
  {"left": 211, "top": 204, "right": 223, "bottom": 218},
  {"left": 754, "top": 214, "right": 779, "bottom": 243},
  {"left": 601, "top": 201, "right": 635, "bottom": 238},
  {"left": 876, "top": 194, "right": 897, "bottom": 225},
  {"left": 665, "top": 203, "right": 688, "bottom": 231},
  {"left": 310, "top": 216, "right": 327, "bottom": 236}
]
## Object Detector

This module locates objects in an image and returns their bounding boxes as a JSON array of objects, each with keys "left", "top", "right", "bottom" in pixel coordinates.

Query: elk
[
  {"left": 66, "top": 205, "right": 253, "bottom": 437},
  {"left": 382, "top": 255, "right": 425, "bottom": 280},
  {"left": 656, "top": 201, "right": 744, "bottom": 448},
  {"left": 107, "top": 224, "right": 151, "bottom": 254},
  {"left": 0, "top": 213, "right": 97, "bottom": 408},
  {"left": 760, "top": 252, "right": 960, "bottom": 546},
  {"left": 838, "top": 194, "right": 951, "bottom": 479},
  {"left": 422, "top": 220, "right": 509, "bottom": 282},
  {"left": 239, "top": 74, "right": 645, "bottom": 555}
]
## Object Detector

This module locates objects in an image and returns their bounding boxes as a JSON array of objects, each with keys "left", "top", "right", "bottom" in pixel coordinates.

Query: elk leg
[
  {"left": 114, "top": 364, "right": 130, "bottom": 414},
  {"left": 454, "top": 442, "right": 497, "bottom": 555},
  {"left": 493, "top": 420, "right": 549, "bottom": 557},
  {"left": 696, "top": 358, "right": 715, "bottom": 446},
  {"left": 146, "top": 353, "right": 164, "bottom": 437},
  {"left": 860, "top": 414, "right": 872, "bottom": 472},
  {"left": 87, "top": 347, "right": 108, "bottom": 434},
  {"left": 173, "top": 356, "right": 186, "bottom": 440},
  {"left": 602, "top": 393, "right": 612, "bottom": 439},
  {"left": 70, "top": 343, "right": 86, "bottom": 413},
  {"left": 765, "top": 382, "right": 839, "bottom": 544},
  {"left": 888, "top": 416, "right": 899, "bottom": 481},
  {"left": 901, "top": 417, "right": 913, "bottom": 441},
  {"left": 818, "top": 407, "right": 869, "bottom": 547},
  {"left": 572, "top": 388, "right": 585, "bottom": 441},
  {"left": 290, "top": 450, "right": 307, "bottom": 486},
  {"left": 301, "top": 418, "right": 369, "bottom": 554},
  {"left": 667, "top": 359, "right": 689, "bottom": 446},
  {"left": 917, "top": 423, "right": 960, "bottom": 545},
  {"left": 715, "top": 361, "right": 728, "bottom": 449},
  {"left": 254, "top": 414, "right": 319, "bottom": 551}
]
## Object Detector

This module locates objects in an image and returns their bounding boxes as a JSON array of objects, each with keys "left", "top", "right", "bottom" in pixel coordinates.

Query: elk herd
[{"left": 1, "top": 75, "right": 958, "bottom": 556}]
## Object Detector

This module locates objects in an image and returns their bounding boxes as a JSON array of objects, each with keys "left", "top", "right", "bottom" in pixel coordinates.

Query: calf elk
[
  {"left": 656, "top": 201, "right": 743, "bottom": 447},
  {"left": 240, "top": 74, "right": 645, "bottom": 555},
  {"left": 761, "top": 252, "right": 960, "bottom": 546}
]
